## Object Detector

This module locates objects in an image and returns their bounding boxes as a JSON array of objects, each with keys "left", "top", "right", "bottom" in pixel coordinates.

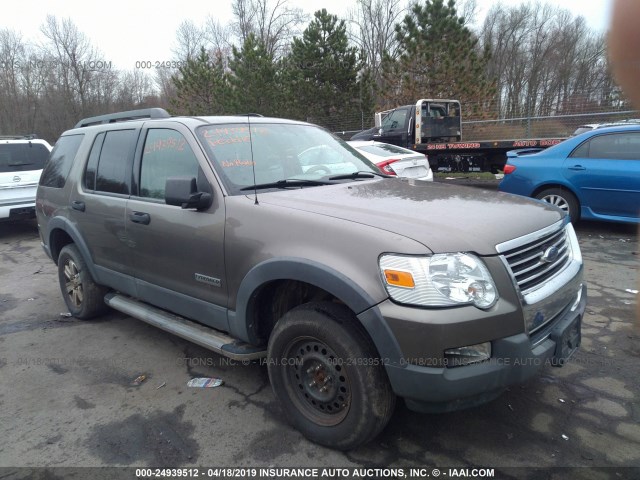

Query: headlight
[{"left": 379, "top": 253, "right": 498, "bottom": 309}]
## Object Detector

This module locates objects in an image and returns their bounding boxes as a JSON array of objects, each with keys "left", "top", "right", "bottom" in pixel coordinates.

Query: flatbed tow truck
[{"left": 350, "top": 99, "right": 565, "bottom": 172}]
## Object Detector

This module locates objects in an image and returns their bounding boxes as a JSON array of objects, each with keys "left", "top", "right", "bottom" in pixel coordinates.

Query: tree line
[{"left": 0, "top": 0, "right": 623, "bottom": 144}]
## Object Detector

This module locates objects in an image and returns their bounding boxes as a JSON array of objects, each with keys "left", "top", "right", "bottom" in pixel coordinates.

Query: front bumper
[{"left": 360, "top": 283, "right": 587, "bottom": 413}]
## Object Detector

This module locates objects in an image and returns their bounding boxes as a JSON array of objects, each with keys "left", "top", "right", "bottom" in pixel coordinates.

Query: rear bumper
[
  {"left": 0, "top": 202, "right": 36, "bottom": 220},
  {"left": 0, "top": 185, "right": 38, "bottom": 219}
]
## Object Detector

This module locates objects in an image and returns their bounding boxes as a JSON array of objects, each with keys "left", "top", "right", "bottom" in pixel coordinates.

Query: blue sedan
[{"left": 499, "top": 125, "right": 640, "bottom": 224}]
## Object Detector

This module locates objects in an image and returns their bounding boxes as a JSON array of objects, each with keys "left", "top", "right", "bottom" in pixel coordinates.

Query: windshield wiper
[
  {"left": 240, "top": 178, "right": 334, "bottom": 191},
  {"left": 327, "top": 170, "right": 391, "bottom": 181}
]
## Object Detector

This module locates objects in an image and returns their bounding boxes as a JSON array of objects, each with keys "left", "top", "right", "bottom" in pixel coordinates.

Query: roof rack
[
  {"left": 0, "top": 134, "right": 39, "bottom": 140},
  {"left": 74, "top": 108, "right": 171, "bottom": 128}
]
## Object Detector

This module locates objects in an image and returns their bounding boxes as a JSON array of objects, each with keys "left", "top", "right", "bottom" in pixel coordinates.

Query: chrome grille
[{"left": 502, "top": 225, "right": 570, "bottom": 294}]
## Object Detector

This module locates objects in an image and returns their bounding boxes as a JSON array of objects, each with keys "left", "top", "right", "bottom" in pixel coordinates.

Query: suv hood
[{"left": 258, "top": 179, "right": 564, "bottom": 255}]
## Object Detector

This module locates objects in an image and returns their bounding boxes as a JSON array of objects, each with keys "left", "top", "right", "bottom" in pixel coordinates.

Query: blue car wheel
[{"left": 535, "top": 188, "right": 580, "bottom": 224}]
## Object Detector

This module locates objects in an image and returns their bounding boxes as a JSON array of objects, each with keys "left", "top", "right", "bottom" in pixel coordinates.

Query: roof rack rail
[
  {"left": 0, "top": 134, "right": 39, "bottom": 140},
  {"left": 237, "top": 113, "right": 264, "bottom": 117},
  {"left": 74, "top": 108, "right": 171, "bottom": 128}
]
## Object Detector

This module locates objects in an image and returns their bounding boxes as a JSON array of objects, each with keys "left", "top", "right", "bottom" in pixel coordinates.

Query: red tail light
[
  {"left": 377, "top": 159, "right": 399, "bottom": 175},
  {"left": 503, "top": 164, "right": 516, "bottom": 174}
]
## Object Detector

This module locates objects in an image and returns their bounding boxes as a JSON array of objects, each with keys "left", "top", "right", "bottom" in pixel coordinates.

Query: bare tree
[
  {"left": 0, "top": 29, "right": 25, "bottom": 132},
  {"left": 348, "top": 0, "right": 406, "bottom": 93},
  {"left": 230, "top": 0, "right": 307, "bottom": 58},
  {"left": 173, "top": 20, "right": 207, "bottom": 60},
  {"left": 0, "top": 30, "right": 51, "bottom": 135},
  {"left": 40, "top": 15, "right": 115, "bottom": 119},
  {"left": 204, "top": 17, "right": 235, "bottom": 58},
  {"left": 232, "top": 0, "right": 256, "bottom": 44},
  {"left": 480, "top": 3, "right": 611, "bottom": 120},
  {"left": 457, "top": 0, "right": 478, "bottom": 27},
  {"left": 117, "top": 69, "right": 155, "bottom": 106},
  {"left": 154, "top": 68, "right": 176, "bottom": 102}
]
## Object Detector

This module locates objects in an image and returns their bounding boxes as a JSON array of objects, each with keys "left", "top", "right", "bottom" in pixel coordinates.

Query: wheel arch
[
  {"left": 531, "top": 182, "right": 580, "bottom": 202},
  {"left": 228, "top": 258, "right": 383, "bottom": 345},
  {"left": 531, "top": 183, "right": 581, "bottom": 222},
  {"left": 46, "top": 217, "right": 98, "bottom": 281}
]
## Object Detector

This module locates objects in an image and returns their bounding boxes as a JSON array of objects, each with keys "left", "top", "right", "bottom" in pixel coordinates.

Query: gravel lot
[{"left": 0, "top": 208, "right": 638, "bottom": 479}]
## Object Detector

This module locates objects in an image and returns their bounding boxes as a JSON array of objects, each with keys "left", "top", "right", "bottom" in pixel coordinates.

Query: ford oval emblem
[{"left": 540, "top": 246, "right": 559, "bottom": 264}]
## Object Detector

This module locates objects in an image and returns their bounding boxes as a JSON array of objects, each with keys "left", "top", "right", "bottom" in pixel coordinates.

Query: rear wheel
[
  {"left": 535, "top": 187, "right": 580, "bottom": 224},
  {"left": 57, "top": 244, "right": 108, "bottom": 319},
  {"left": 267, "top": 302, "right": 395, "bottom": 450}
]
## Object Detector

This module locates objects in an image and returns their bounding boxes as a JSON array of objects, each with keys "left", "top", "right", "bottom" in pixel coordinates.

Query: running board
[{"left": 104, "top": 293, "right": 266, "bottom": 361}]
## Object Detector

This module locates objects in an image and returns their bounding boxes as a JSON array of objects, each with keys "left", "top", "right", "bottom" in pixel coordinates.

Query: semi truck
[{"left": 350, "top": 99, "right": 565, "bottom": 173}]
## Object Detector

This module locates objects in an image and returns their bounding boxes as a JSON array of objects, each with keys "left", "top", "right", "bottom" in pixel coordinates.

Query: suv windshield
[
  {"left": 0, "top": 143, "right": 50, "bottom": 173},
  {"left": 196, "top": 123, "right": 378, "bottom": 194}
]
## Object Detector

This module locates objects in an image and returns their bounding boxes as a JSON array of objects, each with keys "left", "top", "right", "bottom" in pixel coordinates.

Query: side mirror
[{"left": 165, "top": 177, "right": 212, "bottom": 210}]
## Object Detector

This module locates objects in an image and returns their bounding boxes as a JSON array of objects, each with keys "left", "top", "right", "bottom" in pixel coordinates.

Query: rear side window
[
  {"left": 571, "top": 132, "right": 640, "bottom": 160},
  {"left": 84, "top": 133, "right": 105, "bottom": 190},
  {"left": 0, "top": 143, "right": 50, "bottom": 173},
  {"left": 95, "top": 130, "right": 136, "bottom": 194},
  {"left": 570, "top": 140, "right": 590, "bottom": 158},
  {"left": 40, "top": 135, "right": 84, "bottom": 188}
]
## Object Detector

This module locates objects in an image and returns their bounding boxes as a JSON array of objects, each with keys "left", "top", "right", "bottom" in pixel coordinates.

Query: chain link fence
[{"left": 462, "top": 110, "right": 640, "bottom": 141}]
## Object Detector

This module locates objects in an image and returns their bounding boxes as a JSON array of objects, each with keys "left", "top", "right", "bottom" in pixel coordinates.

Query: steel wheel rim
[
  {"left": 283, "top": 336, "right": 351, "bottom": 426},
  {"left": 64, "top": 259, "right": 83, "bottom": 307},
  {"left": 541, "top": 194, "right": 569, "bottom": 213}
]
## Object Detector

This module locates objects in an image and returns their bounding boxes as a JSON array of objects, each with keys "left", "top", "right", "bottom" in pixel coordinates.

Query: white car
[
  {"left": 0, "top": 136, "right": 52, "bottom": 221},
  {"left": 298, "top": 144, "right": 357, "bottom": 176},
  {"left": 348, "top": 140, "right": 433, "bottom": 181},
  {"left": 572, "top": 119, "right": 640, "bottom": 136}
]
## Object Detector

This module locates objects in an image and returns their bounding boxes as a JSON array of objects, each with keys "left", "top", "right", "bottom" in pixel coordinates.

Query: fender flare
[
  {"left": 228, "top": 257, "right": 404, "bottom": 363},
  {"left": 46, "top": 217, "right": 99, "bottom": 281},
  {"left": 229, "top": 257, "right": 379, "bottom": 342}
]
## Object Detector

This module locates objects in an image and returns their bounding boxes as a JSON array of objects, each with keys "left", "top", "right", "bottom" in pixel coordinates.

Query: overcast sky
[{"left": 2, "top": 0, "right": 612, "bottom": 70}]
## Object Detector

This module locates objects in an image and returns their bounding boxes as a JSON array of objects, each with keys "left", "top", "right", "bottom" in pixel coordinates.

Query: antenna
[{"left": 247, "top": 114, "right": 259, "bottom": 205}]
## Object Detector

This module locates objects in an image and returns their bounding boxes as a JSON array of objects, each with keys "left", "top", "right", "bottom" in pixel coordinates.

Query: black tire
[
  {"left": 57, "top": 244, "right": 109, "bottom": 319},
  {"left": 267, "top": 302, "right": 396, "bottom": 450},
  {"left": 535, "top": 187, "right": 580, "bottom": 224}
]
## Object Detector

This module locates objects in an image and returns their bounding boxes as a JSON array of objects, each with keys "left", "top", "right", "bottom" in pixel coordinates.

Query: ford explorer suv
[
  {"left": 1, "top": 135, "right": 52, "bottom": 221},
  {"left": 36, "top": 108, "right": 586, "bottom": 449}
]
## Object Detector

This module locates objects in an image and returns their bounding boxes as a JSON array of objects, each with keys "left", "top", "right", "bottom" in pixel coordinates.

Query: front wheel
[
  {"left": 535, "top": 187, "right": 580, "bottom": 224},
  {"left": 57, "top": 244, "right": 109, "bottom": 319},
  {"left": 267, "top": 302, "right": 395, "bottom": 450}
]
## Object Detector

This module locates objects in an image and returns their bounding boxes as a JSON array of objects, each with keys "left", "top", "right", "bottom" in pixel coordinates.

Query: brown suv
[{"left": 36, "top": 109, "right": 586, "bottom": 449}]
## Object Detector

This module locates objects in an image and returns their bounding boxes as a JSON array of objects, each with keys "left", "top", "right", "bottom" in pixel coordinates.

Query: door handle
[
  {"left": 568, "top": 165, "right": 586, "bottom": 171},
  {"left": 71, "top": 200, "right": 85, "bottom": 212},
  {"left": 129, "top": 211, "right": 151, "bottom": 225}
]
